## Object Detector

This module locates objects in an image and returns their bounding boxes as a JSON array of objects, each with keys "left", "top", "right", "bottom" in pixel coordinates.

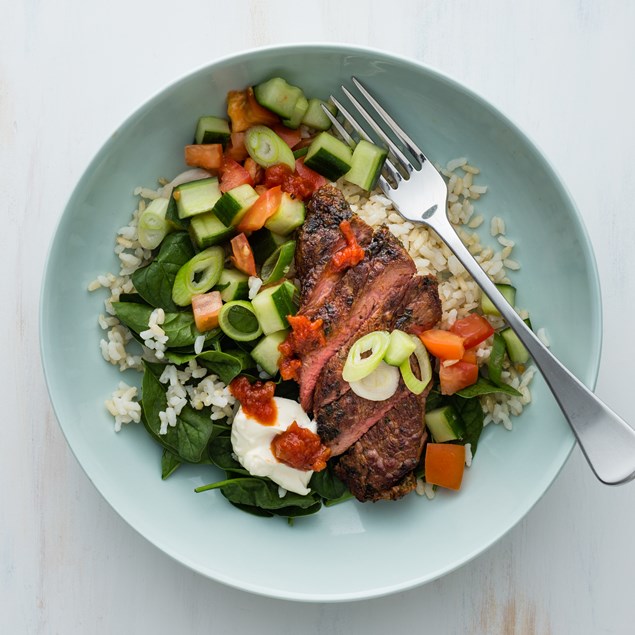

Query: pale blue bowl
[{"left": 40, "top": 44, "right": 601, "bottom": 602}]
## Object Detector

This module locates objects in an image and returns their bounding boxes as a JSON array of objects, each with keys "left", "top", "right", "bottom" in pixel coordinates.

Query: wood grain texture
[{"left": 2, "top": 0, "right": 635, "bottom": 633}]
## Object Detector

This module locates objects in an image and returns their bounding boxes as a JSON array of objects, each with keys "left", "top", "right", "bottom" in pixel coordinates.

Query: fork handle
[{"left": 430, "top": 213, "right": 635, "bottom": 485}]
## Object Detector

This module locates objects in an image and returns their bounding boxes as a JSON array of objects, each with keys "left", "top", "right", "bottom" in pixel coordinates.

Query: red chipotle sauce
[
  {"left": 278, "top": 315, "right": 326, "bottom": 381},
  {"left": 330, "top": 220, "right": 365, "bottom": 272},
  {"left": 229, "top": 376, "right": 277, "bottom": 425},
  {"left": 271, "top": 421, "right": 331, "bottom": 472}
]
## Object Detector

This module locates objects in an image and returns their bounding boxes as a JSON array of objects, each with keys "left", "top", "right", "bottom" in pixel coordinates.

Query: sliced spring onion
[
  {"left": 218, "top": 300, "right": 262, "bottom": 342},
  {"left": 399, "top": 335, "right": 433, "bottom": 395},
  {"left": 171, "top": 246, "right": 224, "bottom": 306},
  {"left": 342, "top": 331, "right": 390, "bottom": 383},
  {"left": 261, "top": 240, "right": 296, "bottom": 285},
  {"left": 137, "top": 197, "right": 170, "bottom": 249},
  {"left": 245, "top": 125, "right": 295, "bottom": 170},
  {"left": 384, "top": 329, "right": 417, "bottom": 366},
  {"left": 349, "top": 361, "right": 400, "bottom": 401}
]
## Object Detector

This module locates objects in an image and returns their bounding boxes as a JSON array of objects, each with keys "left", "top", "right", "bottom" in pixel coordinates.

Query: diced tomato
[
  {"left": 425, "top": 443, "right": 465, "bottom": 490},
  {"left": 225, "top": 132, "right": 249, "bottom": 162},
  {"left": 263, "top": 159, "right": 327, "bottom": 201},
  {"left": 419, "top": 329, "right": 465, "bottom": 361},
  {"left": 439, "top": 361, "right": 479, "bottom": 395},
  {"left": 230, "top": 233, "right": 257, "bottom": 276},
  {"left": 191, "top": 291, "right": 223, "bottom": 332},
  {"left": 237, "top": 186, "right": 283, "bottom": 233},
  {"left": 219, "top": 158, "right": 253, "bottom": 193},
  {"left": 244, "top": 157, "right": 264, "bottom": 185},
  {"left": 461, "top": 347, "right": 478, "bottom": 365},
  {"left": 184, "top": 144, "right": 223, "bottom": 171},
  {"left": 450, "top": 313, "right": 494, "bottom": 349},
  {"left": 226, "top": 87, "right": 279, "bottom": 133},
  {"left": 271, "top": 124, "right": 302, "bottom": 149}
]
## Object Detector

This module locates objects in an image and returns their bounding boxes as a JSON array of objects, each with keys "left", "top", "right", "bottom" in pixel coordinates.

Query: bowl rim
[{"left": 39, "top": 42, "right": 603, "bottom": 602}]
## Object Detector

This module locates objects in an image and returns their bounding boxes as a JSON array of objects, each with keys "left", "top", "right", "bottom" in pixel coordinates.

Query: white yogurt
[{"left": 230, "top": 397, "right": 317, "bottom": 495}]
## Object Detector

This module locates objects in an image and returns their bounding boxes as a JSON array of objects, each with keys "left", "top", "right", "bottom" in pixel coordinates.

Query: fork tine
[
  {"left": 340, "top": 86, "right": 415, "bottom": 175},
  {"left": 351, "top": 76, "right": 426, "bottom": 164},
  {"left": 326, "top": 96, "right": 404, "bottom": 186}
]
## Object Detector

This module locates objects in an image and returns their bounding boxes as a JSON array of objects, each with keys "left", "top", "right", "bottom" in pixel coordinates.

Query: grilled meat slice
[
  {"left": 313, "top": 272, "right": 441, "bottom": 411},
  {"left": 295, "top": 185, "right": 373, "bottom": 310},
  {"left": 298, "top": 227, "right": 415, "bottom": 411},
  {"left": 334, "top": 392, "right": 429, "bottom": 502}
]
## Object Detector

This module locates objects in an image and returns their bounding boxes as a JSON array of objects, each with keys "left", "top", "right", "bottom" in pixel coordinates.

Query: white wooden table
[{"left": 3, "top": 1, "right": 635, "bottom": 632}]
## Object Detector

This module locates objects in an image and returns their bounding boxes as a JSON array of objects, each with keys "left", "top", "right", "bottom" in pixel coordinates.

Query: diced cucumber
[
  {"left": 189, "top": 212, "right": 235, "bottom": 248},
  {"left": 301, "top": 98, "right": 335, "bottom": 131},
  {"left": 425, "top": 406, "right": 464, "bottom": 442},
  {"left": 195, "top": 116, "right": 231, "bottom": 145},
  {"left": 174, "top": 178, "right": 222, "bottom": 220},
  {"left": 501, "top": 318, "right": 532, "bottom": 364},
  {"left": 250, "top": 227, "right": 287, "bottom": 264},
  {"left": 212, "top": 183, "right": 259, "bottom": 227},
  {"left": 264, "top": 192, "right": 305, "bottom": 235},
  {"left": 218, "top": 300, "right": 262, "bottom": 342},
  {"left": 481, "top": 283, "right": 517, "bottom": 317},
  {"left": 282, "top": 95, "right": 309, "bottom": 129},
  {"left": 251, "top": 329, "right": 289, "bottom": 375},
  {"left": 487, "top": 331, "right": 507, "bottom": 387},
  {"left": 293, "top": 146, "right": 308, "bottom": 159},
  {"left": 251, "top": 280, "right": 298, "bottom": 335},
  {"left": 384, "top": 329, "right": 417, "bottom": 366},
  {"left": 344, "top": 140, "right": 388, "bottom": 191},
  {"left": 215, "top": 268, "right": 249, "bottom": 302},
  {"left": 304, "top": 132, "right": 353, "bottom": 180},
  {"left": 261, "top": 240, "right": 295, "bottom": 285},
  {"left": 253, "top": 77, "right": 305, "bottom": 119},
  {"left": 172, "top": 246, "right": 224, "bottom": 306}
]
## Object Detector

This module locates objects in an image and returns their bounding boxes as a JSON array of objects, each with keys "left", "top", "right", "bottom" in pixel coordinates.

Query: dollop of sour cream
[{"left": 231, "top": 397, "right": 317, "bottom": 495}]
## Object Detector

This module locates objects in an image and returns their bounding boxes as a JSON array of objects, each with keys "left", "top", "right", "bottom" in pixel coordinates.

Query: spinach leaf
[
  {"left": 118, "top": 292, "right": 146, "bottom": 304},
  {"left": 487, "top": 332, "right": 507, "bottom": 388},
  {"left": 132, "top": 232, "right": 194, "bottom": 312},
  {"left": 113, "top": 302, "right": 216, "bottom": 349},
  {"left": 275, "top": 379, "right": 299, "bottom": 401},
  {"left": 197, "top": 477, "right": 320, "bottom": 511},
  {"left": 164, "top": 349, "right": 245, "bottom": 384},
  {"left": 272, "top": 502, "right": 322, "bottom": 518},
  {"left": 451, "top": 395, "right": 485, "bottom": 455},
  {"left": 425, "top": 387, "right": 444, "bottom": 411},
  {"left": 309, "top": 465, "right": 349, "bottom": 501},
  {"left": 228, "top": 502, "right": 274, "bottom": 518},
  {"left": 456, "top": 377, "right": 521, "bottom": 398},
  {"left": 161, "top": 449, "right": 181, "bottom": 479},
  {"left": 141, "top": 362, "right": 219, "bottom": 462},
  {"left": 207, "top": 435, "right": 250, "bottom": 475}
]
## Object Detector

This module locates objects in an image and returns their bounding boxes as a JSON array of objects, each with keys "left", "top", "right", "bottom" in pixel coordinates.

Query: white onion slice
[
  {"left": 349, "top": 361, "right": 400, "bottom": 401},
  {"left": 158, "top": 168, "right": 213, "bottom": 198}
]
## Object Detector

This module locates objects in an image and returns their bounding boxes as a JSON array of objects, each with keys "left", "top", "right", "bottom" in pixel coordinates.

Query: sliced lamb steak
[
  {"left": 295, "top": 185, "right": 373, "bottom": 310},
  {"left": 297, "top": 226, "right": 415, "bottom": 411},
  {"left": 334, "top": 393, "right": 429, "bottom": 502}
]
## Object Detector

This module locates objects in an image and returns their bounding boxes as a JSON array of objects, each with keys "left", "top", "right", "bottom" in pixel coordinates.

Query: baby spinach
[
  {"left": 165, "top": 349, "right": 246, "bottom": 385},
  {"left": 142, "top": 362, "right": 220, "bottom": 462},
  {"left": 487, "top": 332, "right": 507, "bottom": 388},
  {"left": 165, "top": 195, "right": 188, "bottom": 230},
  {"left": 309, "top": 465, "right": 349, "bottom": 501},
  {"left": 452, "top": 395, "right": 485, "bottom": 454},
  {"left": 456, "top": 377, "right": 521, "bottom": 399},
  {"left": 207, "top": 434, "right": 250, "bottom": 475},
  {"left": 132, "top": 232, "right": 195, "bottom": 312},
  {"left": 161, "top": 449, "right": 181, "bottom": 479},
  {"left": 113, "top": 301, "right": 216, "bottom": 349}
]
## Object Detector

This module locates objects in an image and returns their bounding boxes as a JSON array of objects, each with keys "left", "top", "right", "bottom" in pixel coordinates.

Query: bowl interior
[{"left": 41, "top": 45, "right": 601, "bottom": 601}]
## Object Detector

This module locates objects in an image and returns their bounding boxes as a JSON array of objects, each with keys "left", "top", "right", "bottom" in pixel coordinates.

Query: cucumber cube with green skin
[
  {"left": 215, "top": 268, "right": 249, "bottom": 302},
  {"left": 481, "top": 284, "right": 517, "bottom": 317},
  {"left": 212, "top": 183, "right": 259, "bottom": 227},
  {"left": 175, "top": 178, "right": 222, "bottom": 219},
  {"left": 195, "top": 116, "right": 231, "bottom": 145},
  {"left": 251, "top": 280, "right": 297, "bottom": 335},
  {"left": 264, "top": 192, "right": 305, "bottom": 236},
  {"left": 501, "top": 318, "right": 533, "bottom": 365},
  {"left": 189, "top": 212, "right": 235, "bottom": 248},
  {"left": 301, "top": 99, "right": 336, "bottom": 131},
  {"left": 344, "top": 140, "right": 388, "bottom": 191},
  {"left": 425, "top": 406, "right": 465, "bottom": 442},
  {"left": 250, "top": 227, "right": 287, "bottom": 264},
  {"left": 251, "top": 329, "right": 289, "bottom": 375},
  {"left": 304, "top": 132, "right": 353, "bottom": 181},
  {"left": 253, "top": 77, "right": 305, "bottom": 119},
  {"left": 282, "top": 95, "right": 309, "bottom": 129}
]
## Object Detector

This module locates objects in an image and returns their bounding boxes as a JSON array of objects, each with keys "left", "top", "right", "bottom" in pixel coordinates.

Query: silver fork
[{"left": 323, "top": 76, "right": 635, "bottom": 486}]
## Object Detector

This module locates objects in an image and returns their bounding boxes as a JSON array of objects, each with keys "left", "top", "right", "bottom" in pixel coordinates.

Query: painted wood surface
[{"left": 2, "top": 1, "right": 634, "bottom": 632}]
